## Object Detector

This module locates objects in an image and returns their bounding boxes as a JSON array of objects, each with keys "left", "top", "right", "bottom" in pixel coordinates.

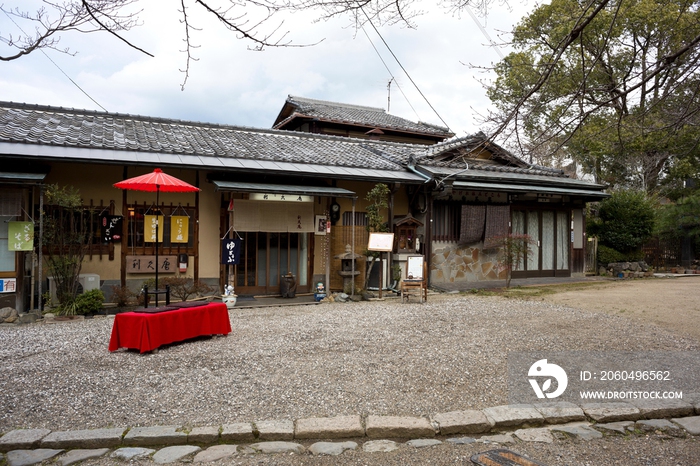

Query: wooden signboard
[
  {"left": 406, "top": 256, "right": 424, "bottom": 280},
  {"left": 126, "top": 255, "right": 177, "bottom": 274},
  {"left": 367, "top": 232, "right": 395, "bottom": 252}
]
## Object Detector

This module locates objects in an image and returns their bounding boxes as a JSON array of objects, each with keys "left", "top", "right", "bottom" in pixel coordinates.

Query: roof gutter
[{"left": 406, "top": 155, "right": 434, "bottom": 184}]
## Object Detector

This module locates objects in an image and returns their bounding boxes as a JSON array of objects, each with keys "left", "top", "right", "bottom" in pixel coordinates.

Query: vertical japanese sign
[
  {"left": 171, "top": 216, "right": 189, "bottom": 243},
  {"left": 101, "top": 215, "right": 123, "bottom": 243},
  {"left": 221, "top": 238, "right": 242, "bottom": 265},
  {"left": 144, "top": 215, "right": 163, "bottom": 242},
  {"left": 8, "top": 222, "right": 33, "bottom": 251}
]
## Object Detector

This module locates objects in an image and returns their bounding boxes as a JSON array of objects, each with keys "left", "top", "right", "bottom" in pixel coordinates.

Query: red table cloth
[{"left": 108, "top": 302, "right": 231, "bottom": 353}]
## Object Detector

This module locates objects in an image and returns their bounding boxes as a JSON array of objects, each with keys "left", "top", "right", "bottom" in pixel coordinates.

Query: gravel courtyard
[{"left": 1, "top": 278, "right": 698, "bottom": 433}]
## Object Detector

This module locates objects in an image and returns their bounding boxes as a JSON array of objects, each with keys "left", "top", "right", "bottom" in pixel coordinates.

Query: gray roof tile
[
  {"left": 276, "top": 96, "right": 453, "bottom": 137},
  {"left": 0, "top": 102, "right": 421, "bottom": 173},
  {"left": 0, "top": 101, "right": 606, "bottom": 192}
]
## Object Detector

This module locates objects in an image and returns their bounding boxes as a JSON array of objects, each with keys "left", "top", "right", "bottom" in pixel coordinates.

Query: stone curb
[{"left": 2, "top": 398, "right": 699, "bottom": 452}]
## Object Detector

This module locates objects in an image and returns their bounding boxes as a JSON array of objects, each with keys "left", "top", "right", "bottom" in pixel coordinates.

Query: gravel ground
[{"left": 0, "top": 293, "right": 698, "bottom": 432}]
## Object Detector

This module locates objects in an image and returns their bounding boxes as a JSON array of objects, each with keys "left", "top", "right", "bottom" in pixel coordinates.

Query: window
[
  {"left": 433, "top": 201, "right": 461, "bottom": 241},
  {"left": 342, "top": 211, "right": 368, "bottom": 227},
  {"left": 43, "top": 203, "right": 113, "bottom": 258},
  {"left": 0, "top": 216, "right": 15, "bottom": 273}
]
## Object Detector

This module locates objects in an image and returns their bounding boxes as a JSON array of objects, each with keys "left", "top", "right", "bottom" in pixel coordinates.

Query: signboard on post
[
  {"left": 367, "top": 232, "right": 395, "bottom": 299},
  {"left": 367, "top": 232, "right": 395, "bottom": 252}
]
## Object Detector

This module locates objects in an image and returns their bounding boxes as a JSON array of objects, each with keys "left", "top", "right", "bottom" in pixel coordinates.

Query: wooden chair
[{"left": 401, "top": 256, "right": 427, "bottom": 303}]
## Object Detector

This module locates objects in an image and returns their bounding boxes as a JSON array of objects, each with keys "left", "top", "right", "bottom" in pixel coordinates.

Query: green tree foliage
[
  {"left": 363, "top": 183, "right": 390, "bottom": 290},
  {"left": 488, "top": 0, "right": 700, "bottom": 194},
  {"left": 588, "top": 190, "right": 656, "bottom": 254},
  {"left": 365, "top": 183, "right": 390, "bottom": 234},
  {"left": 655, "top": 191, "right": 700, "bottom": 251}
]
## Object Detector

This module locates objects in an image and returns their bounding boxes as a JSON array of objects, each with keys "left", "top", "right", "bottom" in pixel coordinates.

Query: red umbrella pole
[{"left": 155, "top": 185, "right": 160, "bottom": 292}]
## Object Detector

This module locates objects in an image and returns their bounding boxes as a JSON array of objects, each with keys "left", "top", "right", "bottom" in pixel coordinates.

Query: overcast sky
[{"left": 1, "top": 1, "right": 532, "bottom": 138}]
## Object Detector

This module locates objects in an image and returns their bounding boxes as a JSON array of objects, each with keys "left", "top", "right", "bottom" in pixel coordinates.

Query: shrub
[
  {"left": 597, "top": 245, "right": 625, "bottom": 266},
  {"left": 598, "top": 245, "right": 646, "bottom": 267},
  {"left": 494, "top": 234, "right": 534, "bottom": 288},
  {"left": 73, "top": 289, "right": 105, "bottom": 315},
  {"left": 588, "top": 190, "right": 656, "bottom": 253},
  {"left": 159, "top": 277, "right": 215, "bottom": 301},
  {"left": 109, "top": 285, "right": 134, "bottom": 307}
]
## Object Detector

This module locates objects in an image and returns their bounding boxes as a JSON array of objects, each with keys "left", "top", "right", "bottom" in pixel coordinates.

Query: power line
[
  {"left": 359, "top": 7, "right": 452, "bottom": 132},
  {"left": 2, "top": 10, "right": 107, "bottom": 111},
  {"left": 465, "top": 7, "right": 504, "bottom": 60},
  {"left": 359, "top": 23, "right": 421, "bottom": 120}
]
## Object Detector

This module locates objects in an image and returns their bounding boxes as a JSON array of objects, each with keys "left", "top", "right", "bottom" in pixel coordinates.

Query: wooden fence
[
  {"left": 585, "top": 237, "right": 598, "bottom": 274},
  {"left": 642, "top": 237, "right": 684, "bottom": 270},
  {"left": 329, "top": 226, "right": 369, "bottom": 292}
]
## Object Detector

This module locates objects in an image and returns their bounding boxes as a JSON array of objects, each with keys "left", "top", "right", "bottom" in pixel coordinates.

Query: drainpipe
[
  {"left": 406, "top": 158, "right": 435, "bottom": 287},
  {"left": 325, "top": 197, "right": 330, "bottom": 297},
  {"left": 351, "top": 197, "right": 356, "bottom": 297},
  {"left": 38, "top": 185, "right": 44, "bottom": 312}
]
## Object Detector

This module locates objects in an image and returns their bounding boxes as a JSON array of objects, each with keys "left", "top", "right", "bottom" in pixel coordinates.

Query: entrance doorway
[
  {"left": 511, "top": 209, "right": 570, "bottom": 278},
  {"left": 230, "top": 231, "right": 310, "bottom": 295}
]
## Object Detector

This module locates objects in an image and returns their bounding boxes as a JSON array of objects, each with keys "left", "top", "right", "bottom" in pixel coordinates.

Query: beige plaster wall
[
  {"left": 42, "top": 164, "right": 414, "bottom": 287},
  {"left": 44, "top": 164, "right": 123, "bottom": 281},
  {"left": 42, "top": 163, "right": 214, "bottom": 284},
  {"left": 197, "top": 181, "right": 221, "bottom": 281}
]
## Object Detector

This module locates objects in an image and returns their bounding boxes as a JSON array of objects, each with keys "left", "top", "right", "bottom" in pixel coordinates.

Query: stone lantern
[{"left": 334, "top": 244, "right": 362, "bottom": 291}]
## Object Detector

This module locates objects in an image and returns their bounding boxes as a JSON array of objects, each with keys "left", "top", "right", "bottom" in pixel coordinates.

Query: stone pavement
[{"left": 1, "top": 398, "right": 699, "bottom": 465}]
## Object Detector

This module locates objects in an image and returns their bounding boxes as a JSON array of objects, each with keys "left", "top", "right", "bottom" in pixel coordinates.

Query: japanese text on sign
[
  {"left": 8, "top": 222, "right": 33, "bottom": 251},
  {"left": 171, "top": 216, "right": 189, "bottom": 243},
  {"left": 221, "top": 239, "right": 242, "bottom": 265},
  {"left": 0, "top": 278, "right": 17, "bottom": 293},
  {"left": 125, "top": 255, "right": 177, "bottom": 274},
  {"left": 249, "top": 193, "right": 313, "bottom": 202},
  {"left": 101, "top": 215, "right": 123, "bottom": 243},
  {"left": 144, "top": 215, "right": 164, "bottom": 242}
]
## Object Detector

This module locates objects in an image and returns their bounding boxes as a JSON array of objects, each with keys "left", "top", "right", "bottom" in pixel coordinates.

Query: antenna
[{"left": 387, "top": 78, "right": 394, "bottom": 112}]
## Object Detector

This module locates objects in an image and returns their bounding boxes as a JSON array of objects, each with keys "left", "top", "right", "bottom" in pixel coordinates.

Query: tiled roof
[
  {"left": 0, "top": 102, "right": 421, "bottom": 175},
  {"left": 274, "top": 96, "right": 454, "bottom": 138},
  {"left": 0, "top": 101, "right": 606, "bottom": 192},
  {"left": 420, "top": 133, "right": 532, "bottom": 168}
]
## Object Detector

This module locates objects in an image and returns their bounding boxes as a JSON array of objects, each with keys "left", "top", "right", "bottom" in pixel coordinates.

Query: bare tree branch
[{"left": 80, "top": 0, "right": 153, "bottom": 57}]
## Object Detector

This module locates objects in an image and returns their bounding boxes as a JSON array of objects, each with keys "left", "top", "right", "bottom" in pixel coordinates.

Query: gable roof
[
  {"left": 273, "top": 95, "right": 454, "bottom": 139},
  {"left": 420, "top": 132, "right": 530, "bottom": 168}
]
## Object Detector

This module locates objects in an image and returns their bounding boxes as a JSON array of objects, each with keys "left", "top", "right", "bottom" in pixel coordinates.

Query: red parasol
[
  {"left": 114, "top": 168, "right": 200, "bottom": 194},
  {"left": 114, "top": 168, "right": 200, "bottom": 293}
]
